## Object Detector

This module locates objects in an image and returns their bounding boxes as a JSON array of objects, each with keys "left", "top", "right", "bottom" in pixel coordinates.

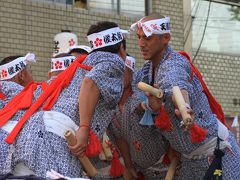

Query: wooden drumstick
[
  {"left": 102, "top": 132, "right": 113, "bottom": 161},
  {"left": 64, "top": 130, "right": 98, "bottom": 177},
  {"left": 165, "top": 157, "right": 178, "bottom": 180},
  {"left": 137, "top": 82, "right": 164, "bottom": 98},
  {"left": 172, "top": 86, "right": 192, "bottom": 128}
]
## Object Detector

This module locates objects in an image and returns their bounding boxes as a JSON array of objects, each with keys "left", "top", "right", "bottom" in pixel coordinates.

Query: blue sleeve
[
  {"left": 86, "top": 60, "right": 124, "bottom": 108},
  {"left": 158, "top": 54, "right": 193, "bottom": 98}
]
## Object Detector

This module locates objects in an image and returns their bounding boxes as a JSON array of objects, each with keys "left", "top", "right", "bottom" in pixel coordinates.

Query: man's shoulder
[
  {"left": 164, "top": 50, "right": 190, "bottom": 67},
  {"left": 85, "top": 51, "right": 125, "bottom": 70}
]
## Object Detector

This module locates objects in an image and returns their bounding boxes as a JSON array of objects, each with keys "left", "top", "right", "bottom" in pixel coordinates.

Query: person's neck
[{"left": 151, "top": 46, "right": 168, "bottom": 69}]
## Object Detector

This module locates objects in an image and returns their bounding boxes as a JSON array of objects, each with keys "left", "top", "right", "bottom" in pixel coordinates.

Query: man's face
[
  {"left": 21, "top": 64, "right": 33, "bottom": 86},
  {"left": 136, "top": 27, "right": 169, "bottom": 61}
]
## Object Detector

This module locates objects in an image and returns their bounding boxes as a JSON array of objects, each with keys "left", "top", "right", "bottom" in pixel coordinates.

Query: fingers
[
  {"left": 153, "top": 83, "right": 159, "bottom": 88},
  {"left": 175, "top": 108, "right": 194, "bottom": 131},
  {"left": 186, "top": 109, "right": 195, "bottom": 119},
  {"left": 130, "top": 169, "right": 138, "bottom": 178},
  {"left": 145, "top": 92, "right": 152, "bottom": 97},
  {"left": 68, "top": 144, "right": 87, "bottom": 157},
  {"left": 174, "top": 109, "right": 181, "bottom": 118}
]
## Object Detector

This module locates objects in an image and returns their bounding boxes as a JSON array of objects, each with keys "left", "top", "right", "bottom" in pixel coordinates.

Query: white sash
[
  {"left": 147, "top": 155, "right": 168, "bottom": 172},
  {"left": 1, "top": 121, "right": 18, "bottom": 133},
  {"left": 13, "top": 162, "right": 35, "bottom": 176},
  {"left": 183, "top": 121, "right": 231, "bottom": 160},
  {"left": 43, "top": 111, "right": 78, "bottom": 138}
]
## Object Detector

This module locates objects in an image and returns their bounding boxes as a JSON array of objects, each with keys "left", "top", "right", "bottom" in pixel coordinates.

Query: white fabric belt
[
  {"left": 1, "top": 111, "right": 78, "bottom": 138},
  {"left": 183, "top": 121, "right": 231, "bottom": 160},
  {"left": 1, "top": 121, "right": 18, "bottom": 133},
  {"left": 146, "top": 155, "right": 168, "bottom": 172},
  {"left": 43, "top": 111, "right": 78, "bottom": 138},
  {"left": 13, "top": 162, "right": 35, "bottom": 176}
]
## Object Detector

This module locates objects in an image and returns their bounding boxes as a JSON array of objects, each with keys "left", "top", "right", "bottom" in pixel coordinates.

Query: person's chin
[
  {"left": 141, "top": 53, "right": 149, "bottom": 60},
  {"left": 142, "top": 55, "right": 150, "bottom": 60}
]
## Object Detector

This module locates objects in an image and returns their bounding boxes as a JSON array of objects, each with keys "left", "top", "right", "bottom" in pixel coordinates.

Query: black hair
[
  {"left": 122, "top": 38, "right": 126, "bottom": 51},
  {"left": 0, "top": 55, "right": 22, "bottom": 65},
  {"left": 54, "top": 53, "right": 72, "bottom": 58},
  {"left": 69, "top": 48, "right": 89, "bottom": 55},
  {"left": 87, "top": 21, "right": 123, "bottom": 54}
]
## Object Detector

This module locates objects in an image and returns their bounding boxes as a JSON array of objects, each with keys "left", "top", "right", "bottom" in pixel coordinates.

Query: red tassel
[
  {"left": 0, "top": 91, "right": 5, "bottom": 100},
  {"left": 190, "top": 124, "right": 208, "bottom": 143},
  {"left": 85, "top": 130, "right": 102, "bottom": 157},
  {"left": 136, "top": 172, "right": 145, "bottom": 180},
  {"left": 155, "top": 105, "right": 172, "bottom": 131},
  {"left": 110, "top": 149, "right": 125, "bottom": 177},
  {"left": 162, "top": 153, "right": 171, "bottom": 165}
]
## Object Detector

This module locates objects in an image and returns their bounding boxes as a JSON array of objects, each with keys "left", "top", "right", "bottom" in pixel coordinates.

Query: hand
[
  {"left": 167, "top": 147, "right": 180, "bottom": 161},
  {"left": 145, "top": 84, "right": 163, "bottom": 113},
  {"left": 123, "top": 167, "right": 138, "bottom": 180},
  {"left": 175, "top": 107, "right": 195, "bottom": 131},
  {"left": 68, "top": 127, "right": 89, "bottom": 158}
]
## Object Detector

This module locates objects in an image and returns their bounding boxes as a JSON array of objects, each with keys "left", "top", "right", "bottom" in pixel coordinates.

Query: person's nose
[{"left": 138, "top": 37, "right": 146, "bottom": 48}]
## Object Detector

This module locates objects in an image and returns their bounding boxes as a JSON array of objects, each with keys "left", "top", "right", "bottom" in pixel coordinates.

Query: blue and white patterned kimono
[
  {"left": 0, "top": 81, "right": 23, "bottom": 175},
  {"left": 11, "top": 51, "right": 125, "bottom": 178},
  {"left": 135, "top": 45, "right": 240, "bottom": 180},
  {"left": 108, "top": 91, "right": 170, "bottom": 180}
]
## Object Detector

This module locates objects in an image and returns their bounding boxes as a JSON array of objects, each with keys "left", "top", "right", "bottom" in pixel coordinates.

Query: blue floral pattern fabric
[
  {"left": 0, "top": 81, "right": 23, "bottom": 174},
  {"left": 12, "top": 51, "right": 125, "bottom": 177},
  {"left": 108, "top": 92, "right": 169, "bottom": 179},
  {"left": 135, "top": 45, "right": 240, "bottom": 179}
]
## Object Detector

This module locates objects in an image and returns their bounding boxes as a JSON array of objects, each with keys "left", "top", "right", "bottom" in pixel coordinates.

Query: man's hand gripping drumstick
[
  {"left": 137, "top": 82, "right": 163, "bottom": 113},
  {"left": 137, "top": 82, "right": 180, "bottom": 180},
  {"left": 172, "top": 86, "right": 194, "bottom": 130},
  {"left": 65, "top": 130, "right": 98, "bottom": 177}
]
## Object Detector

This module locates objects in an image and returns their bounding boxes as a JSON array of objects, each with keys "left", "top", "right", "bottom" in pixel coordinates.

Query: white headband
[
  {"left": 87, "top": 27, "right": 123, "bottom": 50},
  {"left": 125, "top": 56, "right": 136, "bottom": 72},
  {"left": 120, "top": 29, "right": 130, "bottom": 38},
  {"left": 0, "top": 53, "right": 36, "bottom": 81},
  {"left": 50, "top": 56, "right": 76, "bottom": 72},
  {"left": 130, "top": 17, "right": 170, "bottom": 37},
  {"left": 68, "top": 45, "right": 92, "bottom": 54}
]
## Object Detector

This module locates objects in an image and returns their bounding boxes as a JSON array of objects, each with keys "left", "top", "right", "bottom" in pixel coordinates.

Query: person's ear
[
  {"left": 118, "top": 43, "right": 127, "bottom": 61},
  {"left": 48, "top": 71, "right": 52, "bottom": 78},
  {"left": 163, "top": 33, "right": 171, "bottom": 43},
  {"left": 13, "top": 71, "right": 24, "bottom": 86}
]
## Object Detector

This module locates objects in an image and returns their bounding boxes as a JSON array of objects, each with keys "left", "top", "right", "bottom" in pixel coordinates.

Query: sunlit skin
[
  {"left": 22, "top": 64, "right": 33, "bottom": 85},
  {"left": 14, "top": 64, "right": 33, "bottom": 87},
  {"left": 136, "top": 27, "right": 170, "bottom": 69}
]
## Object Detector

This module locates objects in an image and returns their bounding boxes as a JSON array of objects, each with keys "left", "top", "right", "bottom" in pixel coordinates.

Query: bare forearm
[
  {"left": 79, "top": 77, "right": 100, "bottom": 126},
  {"left": 181, "top": 89, "right": 190, "bottom": 104},
  {"left": 115, "top": 138, "right": 133, "bottom": 168},
  {"left": 172, "top": 89, "right": 190, "bottom": 106}
]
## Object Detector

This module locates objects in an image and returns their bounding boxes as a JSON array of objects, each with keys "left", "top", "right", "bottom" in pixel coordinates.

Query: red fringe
[
  {"left": 136, "top": 171, "right": 145, "bottom": 180},
  {"left": 0, "top": 91, "right": 5, "bottom": 100},
  {"left": 162, "top": 153, "right": 171, "bottom": 165},
  {"left": 109, "top": 149, "right": 125, "bottom": 177},
  {"left": 155, "top": 105, "right": 172, "bottom": 131},
  {"left": 85, "top": 130, "right": 102, "bottom": 157},
  {"left": 190, "top": 124, "right": 208, "bottom": 143}
]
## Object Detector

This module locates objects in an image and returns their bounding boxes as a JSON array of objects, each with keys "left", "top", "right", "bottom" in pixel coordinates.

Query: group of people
[{"left": 0, "top": 13, "right": 240, "bottom": 180}]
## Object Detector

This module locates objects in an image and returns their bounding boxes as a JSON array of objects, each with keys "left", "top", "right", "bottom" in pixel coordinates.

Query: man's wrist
[{"left": 78, "top": 123, "right": 90, "bottom": 131}]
